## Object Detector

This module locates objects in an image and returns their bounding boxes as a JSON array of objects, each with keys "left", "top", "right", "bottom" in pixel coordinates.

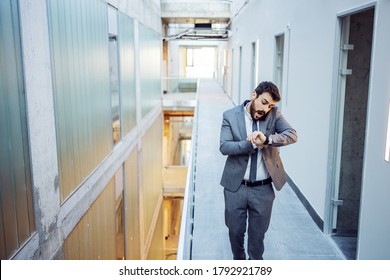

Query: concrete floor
[{"left": 189, "top": 79, "right": 345, "bottom": 260}]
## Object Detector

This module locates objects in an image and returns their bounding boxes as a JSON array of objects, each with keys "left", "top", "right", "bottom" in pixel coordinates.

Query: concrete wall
[
  {"left": 228, "top": 0, "right": 390, "bottom": 259},
  {"left": 18, "top": 0, "right": 61, "bottom": 259},
  {"left": 161, "top": 0, "right": 230, "bottom": 19},
  {"left": 109, "top": 0, "right": 161, "bottom": 33}
]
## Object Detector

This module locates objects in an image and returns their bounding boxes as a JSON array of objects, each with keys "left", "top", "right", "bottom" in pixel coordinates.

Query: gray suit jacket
[{"left": 220, "top": 101, "right": 297, "bottom": 191}]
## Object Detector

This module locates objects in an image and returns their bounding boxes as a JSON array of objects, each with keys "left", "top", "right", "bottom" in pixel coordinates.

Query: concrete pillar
[{"left": 19, "top": 0, "right": 62, "bottom": 259}]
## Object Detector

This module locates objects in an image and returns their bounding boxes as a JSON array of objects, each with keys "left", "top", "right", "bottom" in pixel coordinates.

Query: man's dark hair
[{"left": 254, "top": 81, "right": 281, "bottom": 102}]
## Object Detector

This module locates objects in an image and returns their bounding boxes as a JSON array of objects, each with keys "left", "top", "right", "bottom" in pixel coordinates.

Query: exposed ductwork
[
  {"left": 163, "top": 26, "right": 229, "bottom": 41},
  {"left": 161, "top": 0, "right": 231, "bottom": 40}
]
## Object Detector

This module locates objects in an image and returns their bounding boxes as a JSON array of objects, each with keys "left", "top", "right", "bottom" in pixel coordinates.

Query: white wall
[
  {"left": 357, "top": 0, "right": 390, "bottom": 259},
  {"left": 228, "top": 0, "right": 390, "bottom": 259}
]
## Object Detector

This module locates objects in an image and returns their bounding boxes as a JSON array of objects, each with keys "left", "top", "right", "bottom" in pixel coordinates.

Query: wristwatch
[{"left": 265, "top": 135, "right": 273, "bottom": 145}]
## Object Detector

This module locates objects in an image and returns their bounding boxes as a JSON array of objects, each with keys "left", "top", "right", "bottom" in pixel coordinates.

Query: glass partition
[
  {"left": 47, "top": 0, "right": 112, "bottom": 200},
  {"left": 0, "top": 0, "right": 35, "bottom": 259}
]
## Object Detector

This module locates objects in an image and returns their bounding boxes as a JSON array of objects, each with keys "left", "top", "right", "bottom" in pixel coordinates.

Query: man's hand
[{"left": 247, "top": 131, "right": 267, "bottom": 148}]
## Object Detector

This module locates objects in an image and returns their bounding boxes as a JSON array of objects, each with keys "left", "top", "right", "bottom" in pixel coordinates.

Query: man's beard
[{"left": 250, "top": 101, "right": 266, "bottom": 120}]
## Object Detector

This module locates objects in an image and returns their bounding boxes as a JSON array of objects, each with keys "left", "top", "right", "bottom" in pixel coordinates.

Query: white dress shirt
[{"left": 243, "top": 103, "right": 269, "bottom": 181}]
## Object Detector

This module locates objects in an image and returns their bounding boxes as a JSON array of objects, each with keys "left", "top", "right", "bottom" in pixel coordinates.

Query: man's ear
[{"left": 251, "top": 91, "right": 257, "bottom": 100}]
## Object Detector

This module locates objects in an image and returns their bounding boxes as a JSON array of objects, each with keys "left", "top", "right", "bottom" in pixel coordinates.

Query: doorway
[
  {"left": 238, "top": 46, "right": 243, "bottom": 103},
  {"left": 274, "top": 34, "right": 285, "bottom": 97},
  {"left": 329, "top": 7, "right": 374, "bottom": 259},
  {"left": 250, "top": 40, "right": 259, "bottom": 91}
]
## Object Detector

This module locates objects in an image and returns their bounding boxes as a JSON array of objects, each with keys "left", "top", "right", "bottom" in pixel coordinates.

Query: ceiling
[{"left": 161, "top": 0, "right": 231, "bottom": 40}]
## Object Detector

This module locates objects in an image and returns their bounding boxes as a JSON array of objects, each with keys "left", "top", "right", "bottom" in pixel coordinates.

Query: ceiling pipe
[{"left": 226, "top": 0, "right": 250, "bottom": 29}]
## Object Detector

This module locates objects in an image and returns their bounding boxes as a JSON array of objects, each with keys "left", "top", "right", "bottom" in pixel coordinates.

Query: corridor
[
  {"left": 187, "top": 79, "right": 345, "bottom": 260},
  {"left": 4, "top": 0, "right": 389, "bottom": 262}
]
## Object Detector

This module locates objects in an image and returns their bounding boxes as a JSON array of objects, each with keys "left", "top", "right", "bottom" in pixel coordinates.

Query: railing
[
  {"left": 162, "top": 77, "right": 198, "bottom": 94},
  {"left": 176, "top": 80, "right": 200, "bottom": 260}
]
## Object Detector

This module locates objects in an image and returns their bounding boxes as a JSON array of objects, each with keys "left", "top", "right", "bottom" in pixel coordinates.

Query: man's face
[{"left": 249, "top": 92, "right": 276, "bottom": 121}]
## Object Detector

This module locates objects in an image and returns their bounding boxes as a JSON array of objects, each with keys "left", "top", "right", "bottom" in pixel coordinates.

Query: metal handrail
[{"left": 176, "top": 79, "right": 200, "bottom": 260}]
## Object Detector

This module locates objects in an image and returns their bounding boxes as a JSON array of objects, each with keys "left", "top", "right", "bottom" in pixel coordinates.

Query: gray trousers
[{"left": 224, "top": 183, "right": 275, "bottom": 260}]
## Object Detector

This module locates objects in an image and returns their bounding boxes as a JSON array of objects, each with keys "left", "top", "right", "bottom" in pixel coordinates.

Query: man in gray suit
[{"left": 220, "top": 81, "right": 297, "bottom": 260}]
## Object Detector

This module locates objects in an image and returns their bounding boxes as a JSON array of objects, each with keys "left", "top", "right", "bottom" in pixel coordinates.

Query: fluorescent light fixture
[{"left": 385, "top": 102, "right": 390, "bottom": 162}]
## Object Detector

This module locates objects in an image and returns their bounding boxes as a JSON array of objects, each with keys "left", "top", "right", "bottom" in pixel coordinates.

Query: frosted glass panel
[
  {"left": 64, "top": 178, "right": 116, "bottom": 260},
  {"left": 147, "top": 204, "right": 164, "bottom": 260},
  {"left": 47, "top": 0, "right": 112, "bottom": 200},
  {"left": 124, "top": 149, "right": 140, "bottom": 259},
  {"left": 139, "top": 24, "right": 162, "bottom": 118},
  {"left": 0, "top": 0, "right": 35, "bottom": 259},
  {"left": 386, "top": 102, "right": 390, "bottom": 162},
  {"left": 142, "top": 116, "right": 163, "bottom": 241},
  {"left": 119, "top": 13, "right": 136, "bottom": 135}
]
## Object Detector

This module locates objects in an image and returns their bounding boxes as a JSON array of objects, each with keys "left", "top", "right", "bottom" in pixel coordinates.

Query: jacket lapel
[{"left": 236, "top": 104, "right": 247, "bottom": 140}]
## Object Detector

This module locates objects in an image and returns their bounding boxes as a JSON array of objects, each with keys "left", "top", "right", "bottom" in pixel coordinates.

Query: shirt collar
[{"left": 244, "top": 102, "right": 254, "bottom": 121}]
